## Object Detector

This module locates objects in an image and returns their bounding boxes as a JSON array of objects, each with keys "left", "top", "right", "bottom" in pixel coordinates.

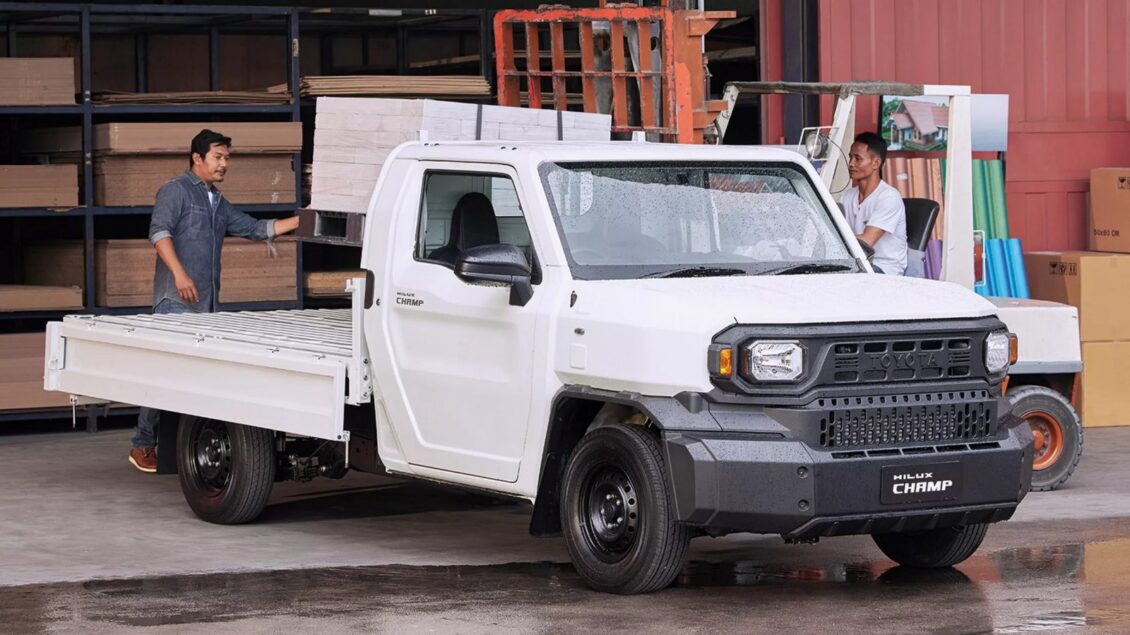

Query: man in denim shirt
[{"left": 129, "top": 129, "right": 299, "bottom": 472}]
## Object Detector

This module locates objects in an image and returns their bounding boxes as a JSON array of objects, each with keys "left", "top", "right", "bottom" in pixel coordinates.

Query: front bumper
[{"left": 663, "top": 413, "right": 1033, "bottom": 538}]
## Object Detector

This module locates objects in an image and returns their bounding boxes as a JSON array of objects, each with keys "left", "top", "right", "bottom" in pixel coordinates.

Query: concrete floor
[{"left": 2, "top": 427, "right": 1130, "bottom": 632}]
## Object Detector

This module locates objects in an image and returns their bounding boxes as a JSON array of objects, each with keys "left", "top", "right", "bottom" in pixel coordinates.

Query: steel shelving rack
[{"left": 0, "top": 3, "right": 304, "bottom": 427}]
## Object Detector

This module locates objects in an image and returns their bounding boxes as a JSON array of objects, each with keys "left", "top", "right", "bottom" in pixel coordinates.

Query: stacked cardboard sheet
[
  {"left": 0, "top": 165, "right": 79, "bottom": 208},
  {"left": 94, "top": 90, "right": 292, "bottom": 105},
  {"left": 93, "top": 122, "right": 301, "bottom": 155},
  {"left": 0, "top": 58, "right": 75, "bottom": 105},
  {"left": 311, "top": 97, "right": 611, "bottom": 213},
  {"left": 20, "top": 123, "right": 300, "bottom": 206},
  {"left": 94, "top": 238, "right": 297, "bottom": 307},
  {"left": 0, "top": 333, "right": 73, "bottom": 411},
  {"left": 298, "top": 75, "right": 490, "bottom": 99},
  {"left": 0, "top": 285, "right": 83, "bottom": 312},
  {"left": 94, "top": 155, "right": 295, "bottom": 206}
]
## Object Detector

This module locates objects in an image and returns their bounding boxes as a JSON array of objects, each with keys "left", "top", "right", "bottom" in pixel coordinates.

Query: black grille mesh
[{"left": 816, "top": 391, "right": 995, "bottom": 448}]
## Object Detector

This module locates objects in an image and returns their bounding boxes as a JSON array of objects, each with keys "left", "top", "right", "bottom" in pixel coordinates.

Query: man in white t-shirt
[{"left": 839, "top": 132, "right": 907, "bottom": 275}]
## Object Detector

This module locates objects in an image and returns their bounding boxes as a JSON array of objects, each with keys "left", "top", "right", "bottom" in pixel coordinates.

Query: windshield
[{"left": 539, "top": 162, "right": 859, "bottom": 280}]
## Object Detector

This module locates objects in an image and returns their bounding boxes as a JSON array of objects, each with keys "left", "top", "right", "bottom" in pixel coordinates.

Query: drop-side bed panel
[{"left": 44, "top": 309, "right": 367, "bottom": 442}]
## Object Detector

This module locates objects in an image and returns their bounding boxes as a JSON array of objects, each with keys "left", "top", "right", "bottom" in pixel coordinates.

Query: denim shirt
[{"left": 149, "top": 170, "right": 276, "bottom": 312}]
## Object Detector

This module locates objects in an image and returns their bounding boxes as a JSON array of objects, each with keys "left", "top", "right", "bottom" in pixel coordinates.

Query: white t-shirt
[
  {"left": 208, "top": 188, "right": 219, "bottom": 208},
  {"left": 840, "top": 180, "right": 908, "bottom": 276}
]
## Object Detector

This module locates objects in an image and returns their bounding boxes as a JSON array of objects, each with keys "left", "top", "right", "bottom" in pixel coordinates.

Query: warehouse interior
[{"left": 3, "top": 0, "right": 1130, "bottom": 626}]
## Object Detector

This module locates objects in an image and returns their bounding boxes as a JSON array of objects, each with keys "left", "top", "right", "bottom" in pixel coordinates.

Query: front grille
[
  {"left": 816, "top": 391, "right": 995, "bottom": 448},
  {"left": 829, "top": 336, "right": 974, "bottom": 384}
]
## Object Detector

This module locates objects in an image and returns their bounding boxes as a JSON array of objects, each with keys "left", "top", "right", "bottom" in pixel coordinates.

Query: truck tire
[
  {"left": 1008, "top": 385, "right": 1083, "bottom": 491},
  {"left": 560, "top": 424, "right": 691, "bottom": 594},
  {"left": 872, "top": 523, "right": 988, "bottom": 568},
  {"left": 177, "top": 415, "right": 275, "bottom": 524}
]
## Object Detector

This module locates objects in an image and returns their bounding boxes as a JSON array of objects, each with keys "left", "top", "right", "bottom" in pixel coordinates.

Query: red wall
[{"left": 815, "top": 0, "right": 1130, "bottom": 251}]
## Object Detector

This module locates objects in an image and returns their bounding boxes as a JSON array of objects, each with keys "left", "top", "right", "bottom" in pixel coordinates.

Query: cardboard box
[
  {"left": 0, "top": 285, "right": 83, "bottom": 312},
  {"left": 1089, "top": 168, "right": 1130, "bottom": 253},
  {"left": 93, "top": 122, "right": 302, "bottom": 154},
  {"left": 1023, "top": 251, "right": 1130, "bottom": 342},
  {"left": 0, "top": 165, "right": 79, "bottom": 208},
  {"left": 0, "top": 58, "right": 75, "bottom": 106},
  {"left": 95, "top": 238, "right": 296, "bottom": 307},
  {"left": 0, "top": 332, "right": 73, "bottom": 411},
  {"left": 94, "top": 155, "right": 295, "bottom": 205},
  {"left": 1080, "top": 341, "right": 1130, "bottom": 427}
]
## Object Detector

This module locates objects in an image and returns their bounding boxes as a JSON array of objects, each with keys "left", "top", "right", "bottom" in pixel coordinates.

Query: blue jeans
[{"left": 132, "top": 299, "right": 195, "bottom": 449}]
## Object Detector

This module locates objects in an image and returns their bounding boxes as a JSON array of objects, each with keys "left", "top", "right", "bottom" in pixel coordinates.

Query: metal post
[
  {"left": 209, "top": 26, "right": 221, "bottom": 91},
  {"left": 5, "top": 22, "right": 15, "bottom": 56},
  {"left": 780, "top": 0, "right": 819, "bottom": 144},
  {"left": 480, "top": 10, "right": 495, "bottom": 91},
  {"left": 81, "top": 6, "right": 95, "bottom": 311},
  {"left": 135, "top": 33, "right": 148, "bottom": 92},
  {"left": 289, "top": 9, "right": 303, "bottom": 310},
  {"left": 396, "top": 23, "right": 408, "bottom": 75}
]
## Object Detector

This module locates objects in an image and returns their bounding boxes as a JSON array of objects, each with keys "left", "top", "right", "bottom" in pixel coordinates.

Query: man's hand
[{"left": 175, "top": 273, "right": 199, "bottom": 304}]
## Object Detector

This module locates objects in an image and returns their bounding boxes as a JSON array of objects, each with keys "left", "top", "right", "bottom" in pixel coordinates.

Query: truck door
[{"left": 383, "top": 164, "right": 540, "bottom": 483}]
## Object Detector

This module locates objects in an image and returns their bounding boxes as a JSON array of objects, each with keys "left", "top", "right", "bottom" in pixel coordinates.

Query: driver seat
[{"left": 429, "top": 192, "right": 500, "bottom": 265}]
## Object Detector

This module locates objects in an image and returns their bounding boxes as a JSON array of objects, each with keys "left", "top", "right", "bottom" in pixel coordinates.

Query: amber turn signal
[
  {"left": 718, "top": 348, "right": 733, "bottom": 378},
  {"left": 1008, "top": 333, "right": 1019, "bottom": 366}
]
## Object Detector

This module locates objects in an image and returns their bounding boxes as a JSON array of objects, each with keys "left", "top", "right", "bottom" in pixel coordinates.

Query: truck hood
[
  {"left": 570, "top": 273, "right": 996, "bottom": 328},
  {"left": 556, "top": 273, "right": 998, "bottom": 396}
]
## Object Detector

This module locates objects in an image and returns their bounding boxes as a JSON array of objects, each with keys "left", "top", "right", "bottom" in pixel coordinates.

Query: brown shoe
[{"left": 129, "top": 447, "right": 157, "bottom": 473}]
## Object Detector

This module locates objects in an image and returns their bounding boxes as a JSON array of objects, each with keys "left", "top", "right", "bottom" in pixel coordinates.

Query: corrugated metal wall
[{"left": 816, "top": 0, "right": 1130, "bottom": 251}]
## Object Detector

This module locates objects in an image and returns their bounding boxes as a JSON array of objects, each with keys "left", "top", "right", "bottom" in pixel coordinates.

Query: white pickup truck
[{"left": 44, "top": 140, "right": 1033, "bottom": 594}]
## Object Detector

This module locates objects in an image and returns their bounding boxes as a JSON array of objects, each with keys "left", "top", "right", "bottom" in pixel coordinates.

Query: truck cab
[{"left": 45, "top": 139, "right": 1033, "bottom": 594}]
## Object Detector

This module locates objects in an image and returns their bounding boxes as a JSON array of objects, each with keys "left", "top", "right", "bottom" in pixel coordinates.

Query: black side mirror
[{"left": 455, "top": 243, "right": 534, "bottom": 307}]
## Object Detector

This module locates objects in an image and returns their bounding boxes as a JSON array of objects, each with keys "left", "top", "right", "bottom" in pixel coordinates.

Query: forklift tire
[
  {"left": 561, "top": 424, "right": 691, "bottom": 594},
  {"left": 177, "top": 415, "right": 275, "bottom": 524},
  {"left": 1008, "top": 385, "right": 1083, "bottom": 491},
  {"left": 872, "top": 524, "right": 988, "bottom": 568}
]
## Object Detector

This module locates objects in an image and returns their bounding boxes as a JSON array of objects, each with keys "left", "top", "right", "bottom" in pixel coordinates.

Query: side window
[{"left": 416, "top": 171, "right": 538, "bottom": 273}]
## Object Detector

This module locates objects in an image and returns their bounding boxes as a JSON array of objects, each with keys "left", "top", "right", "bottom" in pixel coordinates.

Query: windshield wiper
[
  {"left": 762, "top": 263, "right": 855, "bottom": 276},
  {"left": 642, "top": 266, "right": 748, "bottom": 279}
]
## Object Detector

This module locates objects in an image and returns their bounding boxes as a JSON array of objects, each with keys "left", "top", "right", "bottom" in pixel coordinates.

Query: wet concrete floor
[
  {"left": 3, "top": 530, "right": 1129, "bottom": 633},
  {"left": 2, "top": 428, "right": 1130, "bottom": 632}
]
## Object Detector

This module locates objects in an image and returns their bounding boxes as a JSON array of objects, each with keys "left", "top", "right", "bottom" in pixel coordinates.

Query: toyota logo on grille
[{"left": 865, "top": 352, "right": 942, "bottom": 370}]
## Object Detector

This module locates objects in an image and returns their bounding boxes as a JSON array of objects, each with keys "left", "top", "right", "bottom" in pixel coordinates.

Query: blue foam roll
[
  {"left": 1005, "top": 238, "right": 1029, "bottom": 299},
  {"left": 986, "top": 239, "right": 1012, "bottom": 298}
]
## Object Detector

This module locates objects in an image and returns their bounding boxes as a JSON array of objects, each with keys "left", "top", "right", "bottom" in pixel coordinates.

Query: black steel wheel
[
  {"left": 1008, "top": 385, "right": 1083, "bottom": 491},
  {"left": 872, "top": 524, "right": 989, "bottom": 568},
  {"left": 177, "top": 416, "right": 275, "bottom": 525},
  {"left": 561, "top": 424, "right": 691, "bottom": 594}
]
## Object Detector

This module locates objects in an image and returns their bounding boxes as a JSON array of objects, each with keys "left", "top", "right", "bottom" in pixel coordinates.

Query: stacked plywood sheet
[
  {"left": 0, "top": 58, "right": 75, "bottom": 105},
  {"left": 94, "top": 238, "right": 296, "bottom": 307},
  {"left": 95, "top": 155, "right": 295, "bottom": 206},
  {"left": 0, "top": 333, "right": 72, "bottom": 411},
  {"left": 0, "top": 165, "right": 79, "bottom": 208},
  {"left": 311, "top": 97, "right": 611, "bottom": 213},
  {"left": 298, "top": 75, "right": 490, "bottom": 99},
  {"left": 304, "top": 270, "right": 365, "bottom": 298}
]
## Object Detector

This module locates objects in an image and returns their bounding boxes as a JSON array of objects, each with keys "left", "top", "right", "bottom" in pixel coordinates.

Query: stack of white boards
[{"left": 311, "top": 97, "right": 611, "bottom": 214}]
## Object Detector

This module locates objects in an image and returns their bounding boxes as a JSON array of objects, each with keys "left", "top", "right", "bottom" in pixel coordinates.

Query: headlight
[
  {"left": 743, "top": 340, "right": 805, "bottom": 382},
  {"left": 985, "top": 331, "right": 1014, "bottom": 374}
]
